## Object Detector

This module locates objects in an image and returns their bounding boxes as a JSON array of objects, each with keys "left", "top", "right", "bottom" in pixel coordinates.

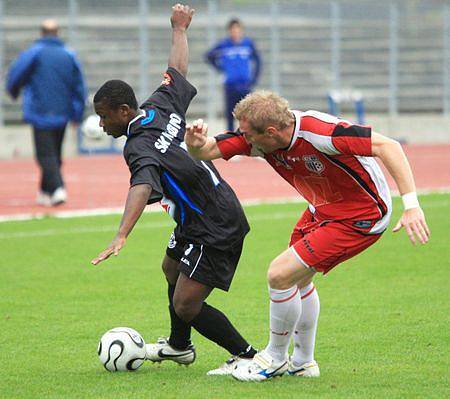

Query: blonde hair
[{"left": 233, "top": 90, "right": 293, "bottom": 133}]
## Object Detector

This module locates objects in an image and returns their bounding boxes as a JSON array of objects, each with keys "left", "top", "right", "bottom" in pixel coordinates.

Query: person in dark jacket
[
  {"left": 205, "top": 18, "right": 261, "bottom": 131},
  {"left": 6, "top": 19, "right": 86, "bottom": 206}
]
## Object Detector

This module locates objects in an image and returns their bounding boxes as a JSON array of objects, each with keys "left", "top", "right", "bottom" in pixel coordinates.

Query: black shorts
[{"left": 165, "top": 231, "right": 244, "bottom": 291}]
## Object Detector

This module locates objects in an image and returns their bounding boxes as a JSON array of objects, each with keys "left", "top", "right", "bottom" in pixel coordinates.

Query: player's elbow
[
  {"left": 372, "top": 133, "right": 402, "bottom": 158},
  {"left": 381, "top": 137, "right": 403, "bottom": 158}
]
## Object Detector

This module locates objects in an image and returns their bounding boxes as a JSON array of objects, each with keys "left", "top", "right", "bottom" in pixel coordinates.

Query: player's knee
[
  {"left": 173, "top": 297, "right": 201, "bottom": 323},
  {"left": 267, "top": 262, "right": 291, "bottom": 290}
]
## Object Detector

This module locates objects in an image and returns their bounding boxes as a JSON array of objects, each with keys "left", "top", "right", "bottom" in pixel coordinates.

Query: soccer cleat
[
  {"left": 231, "top": 350, "right": 288, "bottom": 382},
  {"left": 207, "top": 355, "right": 253, "bottom": 376},
  {"left": 145, "top": 337, "right": 196, "bottom": 365},
  {"left": 287, "top": 359, "right": 320, "bottom": 377}
]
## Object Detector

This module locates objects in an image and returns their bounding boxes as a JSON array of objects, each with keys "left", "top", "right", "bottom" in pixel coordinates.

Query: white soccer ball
[
  {"left": 82, "top": 114, "right": 104, "bottom": 140},
  {"left": 98, "top": 327, "right": 146, "bottom": 372}
]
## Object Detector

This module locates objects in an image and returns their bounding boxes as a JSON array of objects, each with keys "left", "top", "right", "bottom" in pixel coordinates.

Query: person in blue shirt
[
  {"left": 6, "top": 19, "right": 86, "bottom": 206},
  {"left": 206, "top": 18, "right": 261, "bottom": 131}
]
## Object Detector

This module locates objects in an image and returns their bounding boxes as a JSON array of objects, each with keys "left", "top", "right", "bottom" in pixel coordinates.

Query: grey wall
[{"left": 1, "top": 0, "right": 449, "bottom": 125}]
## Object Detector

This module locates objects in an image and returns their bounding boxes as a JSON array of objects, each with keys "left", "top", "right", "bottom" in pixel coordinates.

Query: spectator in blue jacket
[
  {"left": 6, "top": 19, "right": 86, "bottom": 206},
  {"left": 206, "top": 18, "right": 261, "bottom": 131}
]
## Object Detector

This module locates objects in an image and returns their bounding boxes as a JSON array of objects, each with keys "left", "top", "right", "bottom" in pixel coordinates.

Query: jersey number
[{"left": 294, "top": 175, "right": 343, "bottom": 207}]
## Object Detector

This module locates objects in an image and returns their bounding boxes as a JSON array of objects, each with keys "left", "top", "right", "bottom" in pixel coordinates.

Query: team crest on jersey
[
  {"left": 303, "top": 155, "right": 325, "bottom": 174},
  {"left": 167, "top": 232, "right": 177, "bottom": 249},
  {"left": 161, "top": 72, "right": 172, "bottom": 86},
  {"left": 272, "top": 153, "right": 292, "bottom": 170}
]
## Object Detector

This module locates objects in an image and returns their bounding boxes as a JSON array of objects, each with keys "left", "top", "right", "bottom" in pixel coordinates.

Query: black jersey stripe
[
  {"left": 332, "top": 124, "right": 371, "bottom": 138},
  {"left": 323, "top": 154, "right": 387, "bottom": 217}
]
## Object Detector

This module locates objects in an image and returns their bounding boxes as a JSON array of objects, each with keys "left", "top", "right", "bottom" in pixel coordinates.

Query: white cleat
[
  {"left": 50, "top": 187, "right": 67, "bottom": 206},
  {"left": 287, "top": 359, "right": 320, "bottom": 377},
  {"left": 231, "top": 350, "right": 288, "bottom": 382},
  {"left": 145, "top": 337, "right": 195, "bottom": 365},
  {"left": 36, "top": 191, "right": 51, "bottom": 207},
  {"left": 207, "top": 355, "right": 253, "bottom": 376}
]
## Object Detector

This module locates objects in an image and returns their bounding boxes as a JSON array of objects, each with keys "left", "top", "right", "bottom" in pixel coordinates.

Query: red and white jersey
[{"left": 215, "top": 110, "right": 392, "bottom": 234}]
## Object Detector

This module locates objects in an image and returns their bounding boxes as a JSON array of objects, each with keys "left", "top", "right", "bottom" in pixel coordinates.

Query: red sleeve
[
  {"left": 299, "top": 112, "right": 372, "bottom": 156},
  {"left": 331, "top": 121, "right": 373, "bottom": 156},
  {"left": 215, "top": 131, "right": 252, "bottom": 160}
]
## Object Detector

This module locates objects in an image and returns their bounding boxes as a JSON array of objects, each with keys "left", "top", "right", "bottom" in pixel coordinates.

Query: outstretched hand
[
  {"left": 392, "top": 207, "right": 430, "bottom": 245},
  {"left": 171, "top": 4, "right": 195, "bottom": 31},
  {"left": 91, "top": 235, "right": 126, "bottom": 265},
  {"left": 185, "top": 118, "right": 208, "bottom": 149}
]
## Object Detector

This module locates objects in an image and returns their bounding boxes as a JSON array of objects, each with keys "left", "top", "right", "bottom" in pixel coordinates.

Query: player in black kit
[{"left": 91, "top": 4, "right": 256, "bottom": 375}]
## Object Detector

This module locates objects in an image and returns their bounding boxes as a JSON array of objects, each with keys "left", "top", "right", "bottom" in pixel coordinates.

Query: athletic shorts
[
  {"left": 165, "top": 231, "right": 244, "bottom": 291},
  {"left": 289, "top": 209, "right": 382, "bottom": 274}
]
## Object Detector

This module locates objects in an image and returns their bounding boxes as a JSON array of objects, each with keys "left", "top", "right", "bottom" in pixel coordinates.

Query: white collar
[
  {"left": 285, "top": 110, "right": 302, "bottom": 151},
  {"left": 126, "top": 109, "right": 146, "bottom": 136}
]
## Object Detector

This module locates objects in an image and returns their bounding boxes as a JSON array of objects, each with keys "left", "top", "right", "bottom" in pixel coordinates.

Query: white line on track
[
  {"left": 0, "top": 210, "right": 302, "bottom": 240},
  {"left": 0, "top": 191, "right": 448, "bottom": 240},
  {"left": 1, "top": 188, "right": 449, "bottom": 224},
  {"left": 0, "top": 197, "right": 304, "bottom": 223}
]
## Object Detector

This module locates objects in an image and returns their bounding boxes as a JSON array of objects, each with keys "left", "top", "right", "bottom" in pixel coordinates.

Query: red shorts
[{"left": 289, "top": 209, "right": 382, "bottom": 274}]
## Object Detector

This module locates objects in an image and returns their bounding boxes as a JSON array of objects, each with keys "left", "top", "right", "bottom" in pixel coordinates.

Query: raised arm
[
  {"left": 168, "top": 4, "right": 195, "bottom": 77},
  {"left": 371, "top": 132, "right": 430, "bottom": 245},
  {"left": 185, "top": 119, "right": 223, "bottom": 160}
]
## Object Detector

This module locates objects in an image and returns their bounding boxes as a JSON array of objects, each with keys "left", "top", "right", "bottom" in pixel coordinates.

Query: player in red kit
[{"left": 185, "top": 90, "right": 430, "bottom": 382}]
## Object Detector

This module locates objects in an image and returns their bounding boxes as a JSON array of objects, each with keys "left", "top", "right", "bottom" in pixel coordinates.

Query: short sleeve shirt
[
  {"left": 215, "top": 110, "right": 391, "bottom": 234},
  {"left": 123, "top": 67, "right": 249, "bottom": 248}
]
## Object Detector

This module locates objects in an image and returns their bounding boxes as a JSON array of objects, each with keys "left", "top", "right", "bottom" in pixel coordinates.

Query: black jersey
[{"left": 123, "top": 67, "right": 249, "bottom": 249}]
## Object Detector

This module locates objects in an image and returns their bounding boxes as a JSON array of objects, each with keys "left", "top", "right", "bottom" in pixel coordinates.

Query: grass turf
[{"left": 1, "top": 194, "right": 449, "bottom": 398}]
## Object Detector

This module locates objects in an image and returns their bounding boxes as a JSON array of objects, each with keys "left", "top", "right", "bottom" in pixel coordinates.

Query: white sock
[
  {"left": 265, "top": 285, "right": 302, "bottom": 363},
  {"left": 292, "top": 283, "right": 320, "bottom": 366}
]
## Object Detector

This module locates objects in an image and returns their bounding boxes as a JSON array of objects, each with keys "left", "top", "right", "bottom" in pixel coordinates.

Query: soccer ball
[
  {"left": 82, "top": 114, "right": 103, "bottom": 140},
  {"left": 98, "top": 327, "right": 146, "bottom": 371}
]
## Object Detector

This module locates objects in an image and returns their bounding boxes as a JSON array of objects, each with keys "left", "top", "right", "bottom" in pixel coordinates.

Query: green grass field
[{"left": 1, "top": 194, "right": 449, "bottom": 398}]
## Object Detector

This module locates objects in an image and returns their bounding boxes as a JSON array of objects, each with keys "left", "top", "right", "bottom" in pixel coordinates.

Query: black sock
[
  {"left": 191, "top": 302, "right": 256, "bottom": 357},
  {"left": 167, "top": 283, "right": 192, "bottom": 350},
  {"left": 237, "top": 345, "right": 257, "bottom": 359}
]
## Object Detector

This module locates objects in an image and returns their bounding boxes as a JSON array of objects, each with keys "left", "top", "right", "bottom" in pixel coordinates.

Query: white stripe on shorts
[
  {"left": 189, "top": 244, "right": 204, "bottom": 278},
  {"left": 290, "top": 246, "right": 313, "bottom": 270}
]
